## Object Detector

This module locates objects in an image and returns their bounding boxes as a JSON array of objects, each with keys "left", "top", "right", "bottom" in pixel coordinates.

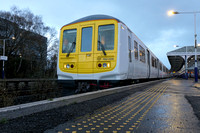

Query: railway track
[{"left": 0, "top": 78, "right": 165, "bottom": 108}]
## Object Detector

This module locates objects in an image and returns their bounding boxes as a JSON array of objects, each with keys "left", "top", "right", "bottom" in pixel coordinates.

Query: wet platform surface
[{"left": 45, "top": 79, "right": 200, "bottom": 133}]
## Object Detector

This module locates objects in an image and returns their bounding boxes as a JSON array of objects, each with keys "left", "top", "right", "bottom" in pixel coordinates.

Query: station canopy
[{"left": 167, "top": 46, "right": 200, "bottom": 72}]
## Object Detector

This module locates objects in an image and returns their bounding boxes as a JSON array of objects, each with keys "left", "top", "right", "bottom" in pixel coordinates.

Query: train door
[
  {"left": 77, "top": 25, "right": 94, "bottom": 77},
  {"left": 147, "top": 50, "right": 151, "bottom": 78},
  {"left": 127, "top": 35, "right": 133, "bottom": 79}
]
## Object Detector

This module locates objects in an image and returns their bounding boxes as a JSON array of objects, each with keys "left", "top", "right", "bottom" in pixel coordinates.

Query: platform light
[
  {"left": 0, "top": 37, "right": 16, "bottom": 79},
  {"left": 168, "top": 10, "right": 200, "bottom": 82},
  {"left": 173, "top": 45, "right": 179, "bottom": 48},
  {"left": 167, "top": 10, "right": 179, "bottom": 16},
  {"left": 168, "top": 10, "right": 175, "bottom": 16}
]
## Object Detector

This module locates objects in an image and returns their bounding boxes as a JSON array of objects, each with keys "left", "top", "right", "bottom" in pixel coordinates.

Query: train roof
[{"left": 64, "top": 15, "right": 124, "bottom": 26}]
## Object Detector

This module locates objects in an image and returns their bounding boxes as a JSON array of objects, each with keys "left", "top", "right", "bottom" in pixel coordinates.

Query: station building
[{"left": 167, "top": 46, "right": 200, "bottom": 77}]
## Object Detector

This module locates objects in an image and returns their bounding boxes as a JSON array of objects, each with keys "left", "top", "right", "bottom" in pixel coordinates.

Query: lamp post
[
  {"left": 168, "top": 10, "right": 200, "bottom": 82},
  {"left": 0, "top": 37, "right": 15, "bottom": 79}
]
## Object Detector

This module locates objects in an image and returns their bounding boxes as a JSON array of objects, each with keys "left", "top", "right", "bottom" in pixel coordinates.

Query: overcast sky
[{"left": 1, "top": 0, "right": 200, "bottom": 69}]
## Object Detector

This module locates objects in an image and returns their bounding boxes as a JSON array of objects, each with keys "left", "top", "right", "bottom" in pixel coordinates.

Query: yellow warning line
[
  {"left": 58, "top": 84, "right": 166, "bottom": 132},
  {"left": 125, "top": 85, "right": 168, "bottom": 132},
  {"left": 95, "top": 85, "right": 166, "bottom": 131},
  {"left": 134, "top": 85, "right": 168, "bottom": 130},
  {"left": 108, "top": 85, "right": 167, "bottom": 132},
  {"left": 99, "top": 85, "right": 162, "bottom": 114},
  {"left": 103, "top": 85, "right": 164, "bottom": 114},
  {"left": 83, "top": 85, "right": 162, "bottom": 125}
]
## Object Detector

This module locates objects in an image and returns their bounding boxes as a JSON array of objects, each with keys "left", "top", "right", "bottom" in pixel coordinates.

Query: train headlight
[
  {"left": 66, "top": 64, "right": 70, "bottom": 68},
  {"left": 107, "top": 63, "right": 110, "bottom": 68},
  {"left": 71, "top": 64, "right": 74, "bottom": 68},
  {"left": 103, "top": 63, "right": 107, "bottom": 68}
]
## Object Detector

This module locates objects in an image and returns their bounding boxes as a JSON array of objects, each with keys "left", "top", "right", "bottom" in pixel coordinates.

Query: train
[{"left": 57, "top": 15, "right": 169, "bottom": 92}]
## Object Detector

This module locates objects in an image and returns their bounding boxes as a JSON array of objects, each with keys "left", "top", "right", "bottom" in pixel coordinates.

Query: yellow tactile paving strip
[{"left": 58, "top": 83, "right": 168, "bottom": 133}]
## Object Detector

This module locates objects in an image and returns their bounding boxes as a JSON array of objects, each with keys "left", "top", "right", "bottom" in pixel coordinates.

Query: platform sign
[{"left": 0, "top": 56, "right": 8, "bottom": 61}]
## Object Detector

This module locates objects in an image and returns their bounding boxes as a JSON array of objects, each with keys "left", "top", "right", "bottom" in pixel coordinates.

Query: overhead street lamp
[
  {"left": 168, "top": 10, "right": 200, "bottom": 82},
  {"left": 0, "top": 37, "right": 15, "bottom": 79}
]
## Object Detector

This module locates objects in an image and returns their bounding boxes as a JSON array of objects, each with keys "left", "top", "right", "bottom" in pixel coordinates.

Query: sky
[{"left": 1, "top": 0, "right": 200, "bottom": 69}]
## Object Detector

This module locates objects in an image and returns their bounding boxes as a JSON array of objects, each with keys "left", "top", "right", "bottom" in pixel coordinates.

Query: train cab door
[
  {"left": 77, "top": 25, "right": 94, "bottom": 78},
  {"left": 147, "top": 50, "right": 151, "bottom": 78}
]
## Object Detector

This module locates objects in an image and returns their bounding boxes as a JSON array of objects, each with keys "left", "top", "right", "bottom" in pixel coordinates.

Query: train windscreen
[
  {"left": 98, "top": 24, "right": 115, "bottom": 51},
  {"left": 62, "top": 29, "right": 77, "bottom": 53}
]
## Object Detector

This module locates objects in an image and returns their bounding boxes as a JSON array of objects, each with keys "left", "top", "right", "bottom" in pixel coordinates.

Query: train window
[
  {"left": 134, "top": 41, "right": 138, "bottom": 60},
  {"left": 98, "top": 24, "right": 114, "bottom": 51},
  {"left": 147, "top": 50, "right": 150, "bottom": 65},
  {"left": 151, "top": 56, "right": 155, "bottom": 67},
  {"left": 151, "top": 56, "right": 157, "bottom": 68},
  {"left": 81, "top": 27, "right": 92, "bottom": 52},
  {"left": 128, "top": 36, "right": 132, "bottom": 62},
  {"left": 62, "top": 29, "right": 77, "bottom": 53},
  {"left": 160, "top": 63, "right": 162, "bottom": 71},
  {"left": 139, "top": 45, "right": 145, "bottom": 63},
  {"left": 155, "top": 59, "right": 157, "bottom": 68}
]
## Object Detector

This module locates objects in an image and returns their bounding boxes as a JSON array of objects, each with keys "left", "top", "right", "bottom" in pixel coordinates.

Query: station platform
[
  {"left": 45, "top": 78, "right": 200, "bottom": 133},
  {"left": 1, "top": 78, "right": 200, "bottom": 132}
]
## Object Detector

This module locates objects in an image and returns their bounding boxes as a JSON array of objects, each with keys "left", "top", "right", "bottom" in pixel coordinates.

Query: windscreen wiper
[
  {"left": 66, "top": 38, "right": 76, "bottom": 57},
  {"left": 98, "top": 40, "right": 106, "bottom": 56}
]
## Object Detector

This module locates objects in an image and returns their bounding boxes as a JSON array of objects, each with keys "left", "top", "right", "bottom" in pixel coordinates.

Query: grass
[
  {"left": 0, "top": 118, "right": 8, "bottom": 124},
  {"left": 48, "top": 98, "right": 54, "bottom": 101}
]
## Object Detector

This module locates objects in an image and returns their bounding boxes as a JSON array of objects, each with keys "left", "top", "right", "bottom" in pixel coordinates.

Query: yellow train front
[
  {"left": 57, "top": 15, "right": 120, "bottom": 92},
  {"left": 57, "top": 15, "right": 169, "bottom": 92}
]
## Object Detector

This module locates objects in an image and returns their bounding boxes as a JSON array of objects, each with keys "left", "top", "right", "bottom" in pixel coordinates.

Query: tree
[{"left": 0, "top": 6, "right": 58, "bottom": 78}]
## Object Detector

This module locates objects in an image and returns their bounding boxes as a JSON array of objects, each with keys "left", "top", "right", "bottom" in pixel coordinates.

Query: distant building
[{"left": 0, "top": 17, "right": 47, "bottom": 78}]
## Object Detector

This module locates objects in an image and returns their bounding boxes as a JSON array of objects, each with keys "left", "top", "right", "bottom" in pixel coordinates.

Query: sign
[{"left": 0, "top": 56, "right": 8, "bottom": 61}]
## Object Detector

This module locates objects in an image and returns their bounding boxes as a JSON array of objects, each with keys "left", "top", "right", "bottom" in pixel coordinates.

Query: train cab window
[
  {"left": 139, "top": 45, "right": 145, "bottom": 63},
  {"left": 62, "top": 29, "right": 77, "bottom": 53},
  {"left": 134, "top": 41, "right": 138, "bottom": 60},
  {"left": 81, "top": 27, "right": 92, "bottom": 52},
  {"left": 98, "top": 24, "right": 114, "bottom": 51}
]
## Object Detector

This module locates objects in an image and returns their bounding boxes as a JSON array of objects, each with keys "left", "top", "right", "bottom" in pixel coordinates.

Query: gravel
[{"left": 0, "top": 82, "right": 159, "bottom": 133}]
